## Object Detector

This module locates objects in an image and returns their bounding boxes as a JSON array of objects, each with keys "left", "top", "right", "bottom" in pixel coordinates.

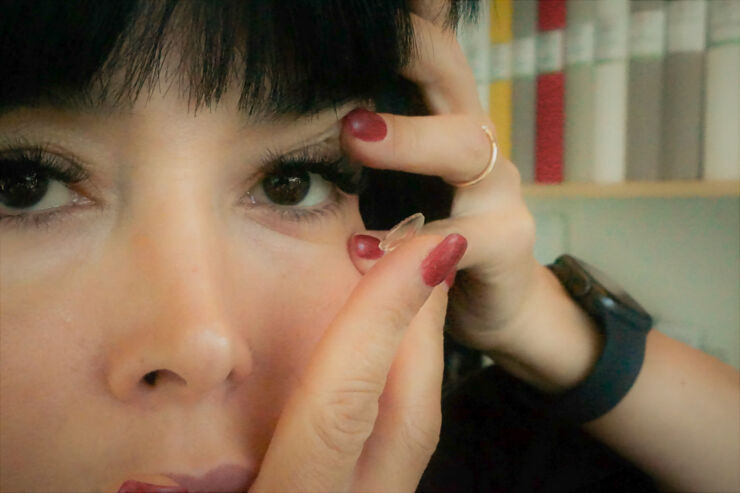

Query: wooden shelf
[{"left": 522, "top": 180, "right": 740, "bottom": 198}]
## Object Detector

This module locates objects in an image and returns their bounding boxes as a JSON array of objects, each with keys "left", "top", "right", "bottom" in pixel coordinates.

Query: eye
[
  {"left": 0, "top": 147, "right": 90, "bottom": 222},
  {"left": 248, "top": 167, "right": 334, "bottom": 208},
  {"left": 240, "top": 147, "right": 362, "bottom": 225}
]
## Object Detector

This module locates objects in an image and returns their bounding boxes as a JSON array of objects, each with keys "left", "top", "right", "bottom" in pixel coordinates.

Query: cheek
[
  {"left": 0, "top": 252, "right": 96, "bottom": 406},
  {"left": 0, "top": 260, "right": 103, "bottom": 486},
  {"left": 233, "top": 235, "right": 362, "bottom": 390},
  {"left": 231, "top": 196, "right": 364, "bottom": 379},
  {"left": 216, "top": 222, "right": 364, "bottom": 454}
]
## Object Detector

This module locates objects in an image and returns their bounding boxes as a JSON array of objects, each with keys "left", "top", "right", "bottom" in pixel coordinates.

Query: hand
[
  {"left": 341, "top": 4, "right": 541, "bottom": 356},
  {"left": 250, "top": 234, "right": 467, "bottom": 492}
]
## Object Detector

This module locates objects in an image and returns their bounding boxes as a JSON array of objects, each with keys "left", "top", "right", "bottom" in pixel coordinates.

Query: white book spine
[
  {"left": 565, "top": 0, "right": 596, "bottom": 183},
  {"left": 593, "top": 0, "right": 630, "bottom": 183},
  {"left": 667, "top": 0, "right": 708, "bottom": 54},
  {"left": 703, "top": 0, "right": 740, "bottom": 180}
]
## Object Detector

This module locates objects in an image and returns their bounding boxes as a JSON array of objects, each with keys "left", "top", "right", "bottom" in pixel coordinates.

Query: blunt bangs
[{"left": 0, "top": 0, "right": 478, "bottom": 118}]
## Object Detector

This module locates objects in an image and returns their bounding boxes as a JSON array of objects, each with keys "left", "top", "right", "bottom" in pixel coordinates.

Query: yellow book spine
[
  {"left": 489, "top": 81, "right": 512, "bottom": 159},
  {"left": 489, "top": 0, "right": 512, "bottom": 158},
  {"left": 490, "top": 0, "right": 512, "bottom": 43}
]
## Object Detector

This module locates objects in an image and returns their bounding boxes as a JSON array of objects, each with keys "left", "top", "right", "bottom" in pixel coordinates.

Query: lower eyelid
[
  {"left": 239, "top": 188, "right": 346, "bottom": 225},
  {"left": 0, "top": 200, "right": 95, "bottom": 229},
  {"left": 275, "top": 202, "right": 342, "bottom": 223}
]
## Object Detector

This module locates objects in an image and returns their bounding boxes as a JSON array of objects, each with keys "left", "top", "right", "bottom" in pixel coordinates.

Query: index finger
[
  {"left": 341, "top": 111, "right": 496, "bottom": 187},
  {"left": 250, "top": 234, "right": 467, "bottom": 493}
]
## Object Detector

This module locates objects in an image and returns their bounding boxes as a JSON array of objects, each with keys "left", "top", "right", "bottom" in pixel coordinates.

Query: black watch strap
[
  {"left": 512, "top": 273, "right": 651, "bottom": 425},
  {"left": 544, "top": 309, "right": 648, "bottom": 424}
]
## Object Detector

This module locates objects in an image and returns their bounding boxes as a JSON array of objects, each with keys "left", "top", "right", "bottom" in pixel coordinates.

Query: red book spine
[{"left": 535, "top": 0, "right": 566, "bottom": 183}]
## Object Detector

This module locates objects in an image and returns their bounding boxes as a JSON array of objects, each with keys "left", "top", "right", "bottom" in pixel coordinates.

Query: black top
[{"left": 417, "top": 365, "right": 658, "bottom": 493}]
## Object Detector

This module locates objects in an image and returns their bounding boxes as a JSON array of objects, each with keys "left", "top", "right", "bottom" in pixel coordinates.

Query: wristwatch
[{"left": 540, "top": 254, "right": 654, "bottom": 424}]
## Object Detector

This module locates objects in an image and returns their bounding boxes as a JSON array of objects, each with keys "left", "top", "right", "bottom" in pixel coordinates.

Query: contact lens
[{"left": 378, "top": 212, "right": 425, "bottom": 252}]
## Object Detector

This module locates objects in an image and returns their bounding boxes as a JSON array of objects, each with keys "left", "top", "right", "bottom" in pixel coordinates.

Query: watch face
[{"left": 576, "top": 258, "right": 651, "bottom": 319}]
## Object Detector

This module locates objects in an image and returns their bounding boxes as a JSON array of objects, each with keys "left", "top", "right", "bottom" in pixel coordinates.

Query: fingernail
[
  {"left": 349, "top": 234, "right": 384, "bottom": 259},
  {"left": 118, "top": 480, "right": 187, "bottom": 493},
  {"left": 445, "top": 270, "right": 457, "bottom": 288},
  {"left": 421, "top": 234, "right": 468, "bottom": 287},
  {"left": 343, "top": 108, "right": 387, "bottom": 142}
]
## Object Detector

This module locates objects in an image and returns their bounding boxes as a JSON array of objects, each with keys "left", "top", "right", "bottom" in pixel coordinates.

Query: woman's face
[{"left": 0, "top": 81, "right": 366, "bottom": 491}]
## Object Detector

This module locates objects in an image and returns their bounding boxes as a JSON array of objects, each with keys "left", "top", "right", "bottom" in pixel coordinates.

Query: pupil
[
  {"left": 262, "top": 169, "right": 311, "bottom": 205},
  {"left": 0, "top": 161, "right": 50, "bottom": 209}
]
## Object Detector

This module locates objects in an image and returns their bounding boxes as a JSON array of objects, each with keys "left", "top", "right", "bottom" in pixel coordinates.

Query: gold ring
[{"left": 447, "top": 124, "right": 498, "bottom": 187}]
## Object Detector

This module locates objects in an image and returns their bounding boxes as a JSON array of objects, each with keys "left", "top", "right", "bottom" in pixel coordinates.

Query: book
[
  {"left": 593, "top": 0, "right": 629, "bottom": 183},
  {"left": 564, "top": 0, "right": 596, "bottom": 183},
  {"left": 703, "top": 0, "right": 740, "bottom": 180},
  {"left": 489, "top": 0, "right": 513, "bottom": 160},
  {"left": 511, "top": 0, "right": 538, "bottom": 183},
  {"left": 535, "top": 0, "right": 566, "bottom": 183},
  {"left": 662, "top": 0, "right": 707, "bottom": 180},
  {"left": 627, "top": 0, "right": 666, "bottom": 181}
]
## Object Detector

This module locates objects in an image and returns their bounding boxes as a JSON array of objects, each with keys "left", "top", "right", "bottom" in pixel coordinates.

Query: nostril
[
  {"left": 143, "top": 371, "right": 158, "bottom": 386},
  {"left": 140, "top": 369, "right": 187, "bottom": 388}
]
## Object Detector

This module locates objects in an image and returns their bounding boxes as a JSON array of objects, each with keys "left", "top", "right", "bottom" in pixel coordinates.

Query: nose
[{"left": 105, "top": 206, "right": 253, "bottom": 402}]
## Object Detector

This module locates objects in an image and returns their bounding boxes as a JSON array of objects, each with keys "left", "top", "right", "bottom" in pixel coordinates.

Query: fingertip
[
  {"left": 342, "top": 108, "right": 387, "bottom": 142},
  {"left": 348, "top": 233, "right": 384, "bottom": 275},
  {"left": 349, "top": 234, "right": 383, "bottom": 260},
  {"left": 420, "top": 233, "right": 467, "bottom": 287}
]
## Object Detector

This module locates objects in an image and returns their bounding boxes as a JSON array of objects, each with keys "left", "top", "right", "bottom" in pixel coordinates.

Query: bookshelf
[
  {"left": 459, "top": 0, "right": 740, "bottom": 187},
  {"left": 522, "top": 180, "right": 740, "bottom": 198}
]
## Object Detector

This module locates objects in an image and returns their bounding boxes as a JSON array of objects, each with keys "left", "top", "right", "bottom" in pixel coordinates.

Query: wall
[{"left": 527, "top": 195, "right": 740, "bottom": 368}]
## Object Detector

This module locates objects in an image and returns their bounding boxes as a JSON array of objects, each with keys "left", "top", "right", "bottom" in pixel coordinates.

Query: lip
[{"left": 166, "top": 464, "right": 256, "bottom": 493}]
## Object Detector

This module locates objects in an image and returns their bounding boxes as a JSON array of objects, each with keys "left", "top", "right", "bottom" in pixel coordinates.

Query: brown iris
[
  {"left": 0, "top": 162, "right": 50, "bottom": 209},
  {"left": 262, "top": 169, "right": 311, "bottom": 205}
]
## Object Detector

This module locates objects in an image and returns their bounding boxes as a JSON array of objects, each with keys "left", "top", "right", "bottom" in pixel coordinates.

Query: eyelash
[
  {"left": 0, "top": 144, "right": 89, "bottom": 229},
  {"left": 0, "top": 141, "right": 362, "bottom": 229}
]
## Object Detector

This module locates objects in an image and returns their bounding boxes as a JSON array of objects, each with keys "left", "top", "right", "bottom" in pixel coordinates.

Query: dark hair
[{"left": 1, "top": 0, "right": 483, "bottom": 382}]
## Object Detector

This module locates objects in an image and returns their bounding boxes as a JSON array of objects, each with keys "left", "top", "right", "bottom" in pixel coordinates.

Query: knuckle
[
  {"left": 371, "top": 282, "right": 426, "bottom": 334},
  {"left": 465, "top": 120, "right": 492, "bottom": 170},
  {"left": 399, "top": 405, "right": 442, "bottom": 458},
  {"left": 392, "top": 116, "right": 420, "bottom": 162},
  {"left": 382, "top": 296, "right": 421, "bottom": 331},
  {"left": 310, "top": 384, "right": 380, "bottom": 456},
  {"left": 507, "top": 160, "right": 523, "bottom": 188},
  {"left": 515, "top": 209, "right": 537, "bottom": 252}
]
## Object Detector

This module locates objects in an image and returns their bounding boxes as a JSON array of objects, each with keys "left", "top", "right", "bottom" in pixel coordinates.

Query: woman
[{"left": 1, "top": 1, "right": 738, "bottom": 492}]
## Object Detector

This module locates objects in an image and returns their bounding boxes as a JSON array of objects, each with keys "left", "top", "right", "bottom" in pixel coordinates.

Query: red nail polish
[
  {"left": 343, "top": 108, "right": 387, "bottom": 142},
  {"left": 421, "top": 234, "right": 467, "bottom": 287},
  {"left": 445, "top": 269, "right": 457, "bottom": 288},
  {"left": 118, "top": 480, "right": 186, "bottom": 493},
  {"left": 349, "top": 234, "right": 384, "bottom": 259}
]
